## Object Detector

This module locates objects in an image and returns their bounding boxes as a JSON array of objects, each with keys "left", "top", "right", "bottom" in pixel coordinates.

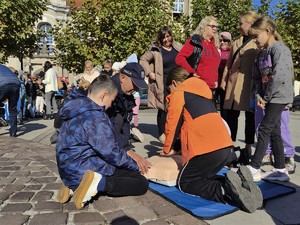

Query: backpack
[{"left": 187, "top": 34, "right": 203, "bottom": 71}]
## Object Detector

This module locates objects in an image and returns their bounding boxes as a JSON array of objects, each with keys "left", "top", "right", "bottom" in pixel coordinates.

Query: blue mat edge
[{"left": 148, "top": 180, "right": 296, "bottom": 220}]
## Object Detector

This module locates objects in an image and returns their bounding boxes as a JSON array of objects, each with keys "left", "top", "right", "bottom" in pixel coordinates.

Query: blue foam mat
[{"left": 149, "top": 168, "right": 296, "bottom": 220}]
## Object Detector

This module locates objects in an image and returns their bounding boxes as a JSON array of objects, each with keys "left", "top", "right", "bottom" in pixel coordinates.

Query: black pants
[
  {"left": 251, "top": 103, "right": 286, "bottom": 169},
  {"left": 178, "top": 147, "right": 233, "bottom": 203},
  {"left": 104, "top": 168, "right": 148, "bottom": 197},
  {"left": 225, "top": 110, "right": 255, "bottom": 144},
  {"left": 157, "top": 109, "right": 167, "bottom": 136}
]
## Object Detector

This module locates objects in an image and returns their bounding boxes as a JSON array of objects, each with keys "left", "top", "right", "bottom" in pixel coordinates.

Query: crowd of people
[{"left": 0, "top": 11, "right": 296, "bottom": 214}]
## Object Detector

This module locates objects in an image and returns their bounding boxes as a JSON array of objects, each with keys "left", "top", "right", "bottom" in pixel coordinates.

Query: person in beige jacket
[
  {"left": 220, "top": 11, "right": 260, "bottom": 163},
  {"left": 140, "top": 26, "right": 182, "bottom": 143}
]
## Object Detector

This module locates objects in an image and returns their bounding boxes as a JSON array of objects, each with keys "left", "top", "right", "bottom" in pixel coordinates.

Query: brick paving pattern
[{"left": 0, "top": 137, "right": 208, "bottom": 225}]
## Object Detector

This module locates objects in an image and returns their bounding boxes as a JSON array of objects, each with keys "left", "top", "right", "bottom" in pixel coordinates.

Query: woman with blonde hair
[
  {"left": 220, "top": 11, "right": 261, "bottom": 164},
  {"left": 176, "top": 16, "right": 220, "bottom": 90}
]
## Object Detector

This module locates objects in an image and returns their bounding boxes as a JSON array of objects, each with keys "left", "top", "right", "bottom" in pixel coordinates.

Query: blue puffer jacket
[{"left": 56, "top": 91, "right": 139, "bottom": 191}]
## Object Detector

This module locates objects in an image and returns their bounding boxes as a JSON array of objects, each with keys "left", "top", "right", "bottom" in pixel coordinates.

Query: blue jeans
[{"left": 0, "top": 83, "right": 20, "bottom": 135}]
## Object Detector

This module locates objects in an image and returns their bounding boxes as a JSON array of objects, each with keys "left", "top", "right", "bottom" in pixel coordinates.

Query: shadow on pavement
[
  {"left": 111, "top": 216, "right": 139, "bottom": 225},
  {"left": 17, "top": 123, "right": 47, "bottom": 136}
]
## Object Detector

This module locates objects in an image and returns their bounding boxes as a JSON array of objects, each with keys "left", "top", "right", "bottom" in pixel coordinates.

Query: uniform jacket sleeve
[
  {"left": 163, "top": 91, "right": 185, "bottom": 154},
  {"left": 175, "top": 38, "right": 195, "bottom": 74}
]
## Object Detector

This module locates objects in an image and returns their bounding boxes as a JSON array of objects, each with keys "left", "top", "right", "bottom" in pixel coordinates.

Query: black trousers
[
  {"left": 178, "top": 147, "right": 233, "bottom": 203},
  {"left": 225, "top": 109, "right": 255, "bottom": 144},
  {"left": 104, "top": 168, "right": 148, "bottom": 197},
  {"left": 251, "top": 103, "right": 286, "bottom": 169},
  {"left": 157, "top": 109, "right": 167, "bottom": 136}
]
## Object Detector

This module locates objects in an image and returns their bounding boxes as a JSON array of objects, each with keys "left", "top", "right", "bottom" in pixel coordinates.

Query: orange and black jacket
[{"left": 163, "top": 77, "right": 233, "bottom": 165}]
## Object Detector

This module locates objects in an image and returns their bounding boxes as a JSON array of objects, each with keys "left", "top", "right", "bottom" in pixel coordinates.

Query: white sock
[
  {"left": 246, "top": 165, "right": 258, "bottom": 174},
  {"left": 275, "top": 168, "right": 286, "bottom": 173}
]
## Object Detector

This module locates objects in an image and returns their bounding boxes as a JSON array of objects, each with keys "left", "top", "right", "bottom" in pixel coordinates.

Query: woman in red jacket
[
  {"left": 159, "top": 67, "right": 262, "bottom": 213},
  {"left": 175, "top": 16, "right": 220, "bottom": 90}
]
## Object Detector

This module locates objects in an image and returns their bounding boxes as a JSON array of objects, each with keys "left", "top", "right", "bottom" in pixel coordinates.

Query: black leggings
[
  {"left": 178, "top": 147, "right": 233, "bottom": 203},
  {"left": 104, "top": 168, "right": 148, "bottom": 197}
]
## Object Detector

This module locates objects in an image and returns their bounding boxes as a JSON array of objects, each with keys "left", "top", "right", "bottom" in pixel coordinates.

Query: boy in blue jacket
[{"left": 56, "top": 75, "right": 148, "bottom": 209}]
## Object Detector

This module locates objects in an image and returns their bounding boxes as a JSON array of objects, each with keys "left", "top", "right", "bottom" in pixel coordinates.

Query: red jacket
[
  {"left": 176, "top": 37, "right": 220, "bottom": 89},
  {"left": 163, "top": 77, "right": 233, "bottom": 165}
]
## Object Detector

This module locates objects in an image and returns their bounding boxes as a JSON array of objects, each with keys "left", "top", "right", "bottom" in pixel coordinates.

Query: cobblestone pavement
[{"left": 0, "top": 136, "right": 208, "bottom": 225}]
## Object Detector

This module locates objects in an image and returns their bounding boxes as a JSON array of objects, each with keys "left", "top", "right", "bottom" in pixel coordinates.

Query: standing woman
[
  {"left": 140, "top": 26, "right": 182, "bottom": 143},
  {"left": 175, "top": 16, "right": 220, "bottom": 90},
  {"left": 220, "top": 11, "right": 260, "bottom": 163},
  {"left": 42, "top": 61, "right": 58, "bottom": 119},
  {"left": 217, "top": 31, "right": 232, "bottom": 118}
]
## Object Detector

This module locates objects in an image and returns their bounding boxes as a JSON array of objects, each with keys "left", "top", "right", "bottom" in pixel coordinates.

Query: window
[
  {"left": 173, "top": 0, "right": 184, "bottom": 13},
  {"left": 38, "top": 23, "right": 54, "bottom": 55}
]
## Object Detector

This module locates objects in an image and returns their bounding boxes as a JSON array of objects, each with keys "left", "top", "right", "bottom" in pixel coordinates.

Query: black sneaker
[
  {"left": 237, "top": 166, "right": 263, "bottom": 209},
  {"left": 223, "top": 170, "right": 261, "bottom": 213},
  {"left": 238, "top": 148, "right": 251, "bottom": 165}
]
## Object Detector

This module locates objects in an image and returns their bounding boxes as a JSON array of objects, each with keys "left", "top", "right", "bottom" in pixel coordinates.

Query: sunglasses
[
  {"left": 219, "top": 39, "right": 230, "bottom": 43},
  {"left": 207, "top": 25, "right": 219, "bottom": 30}
]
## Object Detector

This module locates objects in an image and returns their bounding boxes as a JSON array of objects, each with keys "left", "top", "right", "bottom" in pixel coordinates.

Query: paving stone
[
  {"left": 23, "top": 184, "right": 43, "bottom": 191},
  {"left": 10, "top": 170, "right": 31, "bottom": 177},
  {"left": 10, "top": 192, "right": 35, "bottom": 202},
  {"left": 3, "top": 153, "right": 19, "bottom": 158},
  {"left": 93, "top": 198, "right": 119, "bottom": 212},
  {"left": 43, "top": 182, "right": 62, "bottom": 190},
  {"left": 123, "top": 205, "right": 157, "bottom": 222},
  {"left": 0, "top": 191, "right": 13, "bottom": 202},
  {"left": 103, "top": 209, "right": 127, "bottom": 223},
  {"left": 0, "top": 161, "right": 14, "bottom": 166},
  {"left": 3, "top": 184, "right": 25, "bottom": 191},
  {"left": 0, "top": 171, "right": 10, "bottom": 177},
  {"left": 1, "top": 203, "right": 32, "bottom": 212},
  {"left": 0, "top": 177, "right": 15, "bottom": 185},
  {"left": 142, "top": 219, "right": 170, "bottom": 225},
  {"left": 0, "top": 214, "right": 29, "bottom": 225},
  {"left": 31, "top": 177, "right": 57, "bottom": 184},
  {"left": 73, "top": 212, "right": 106, "bottom": 224},
  {"left": 13, "top": 161, "right": 30, "bottom": 167},
  {"left": 150, "top": 201, "right": 183, "bottom": 218},
  {"left": 28, "top": 212, "right": 68, "bottom": 225},
  {"left": 13, "top": 177, "right": 32, "bottom": 184},
  {"left": 30, "top": 171, "right": 50, "bottom": 176},
  {"left": 169, "top": 214, "right": 208, "bottom": 225},
  {"left": 0, "top": 166, "right": 21, "bottom": 170},
  {"left": 31, "top": 191, "right": 54, "bottom": 201},
  {"left": 112, "top": 196, "right": 140, "bottom": 208},
  {"left": 34, "top": 201, "right": 62, "bottom": 211},
  {"left": 62, "top": 201, "right": 77, "bottom": 211}
]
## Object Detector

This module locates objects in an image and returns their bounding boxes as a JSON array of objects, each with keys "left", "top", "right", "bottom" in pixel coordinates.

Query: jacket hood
[{"left": 60, "top": 89, "right": 104, "bottom": 121}]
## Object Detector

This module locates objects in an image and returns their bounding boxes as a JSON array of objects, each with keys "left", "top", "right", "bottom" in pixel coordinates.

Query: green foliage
[
  {"left": 190, "top": 0, "right": 252, "bottom": 38},
  {"left": 274, "top": 0, "right": 300, "bottom": 79},
  {"left": 53, "top": 0, "right": 173, "bottom": 73},
  {"left": 0, "top": 0, "right": 47, "bottom": 63}
]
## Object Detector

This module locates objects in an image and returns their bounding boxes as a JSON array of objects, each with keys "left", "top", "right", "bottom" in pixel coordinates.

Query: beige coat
[
  {"left": 140, "top": 41, "right": 182, "bottom": 110},
  {"left": 221, "top": 36, "right": 260, "bottom": 111}
]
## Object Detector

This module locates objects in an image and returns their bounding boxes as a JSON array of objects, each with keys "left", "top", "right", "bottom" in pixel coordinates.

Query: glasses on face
[
  {"left": 207, "top": 24, "right": 219, "bottom": 30},
  {"left": 219, "top": 39, "right": 230, "bottom": 43}
]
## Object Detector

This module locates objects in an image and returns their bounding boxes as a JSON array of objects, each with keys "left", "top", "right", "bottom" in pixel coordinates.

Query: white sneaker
[
  {"left": 131, "top": 127, "right": 144, "bottom": 142},
  {"left": 263, "top": 169, "right": 290, "bottom": 182},
  {"left": 73, "top": 170, "right": 102, "bottom": 209},
  {"left": 246, "top": 165, "right": 262, "bottom": 182},
  {"left": 158, "top": 134, "right": 166, "bottom": 143}
]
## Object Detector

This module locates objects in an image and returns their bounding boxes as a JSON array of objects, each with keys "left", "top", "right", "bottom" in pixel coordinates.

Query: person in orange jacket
[{"left": 159, "top": 67, "right": 262, "bottom": 213}]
